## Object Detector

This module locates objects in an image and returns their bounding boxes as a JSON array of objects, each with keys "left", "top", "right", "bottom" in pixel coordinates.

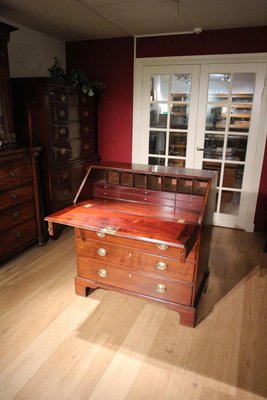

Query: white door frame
[{"left": 132, "top": 53, "right": 267, "bottom": 232}]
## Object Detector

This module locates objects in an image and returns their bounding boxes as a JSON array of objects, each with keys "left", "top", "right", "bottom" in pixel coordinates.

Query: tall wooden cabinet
[
  {"left": 0, "top": 23, "right": 46, "bottom": 264},
  {"left": 11, "top": 78, "right": 99, "bottom": 237}
]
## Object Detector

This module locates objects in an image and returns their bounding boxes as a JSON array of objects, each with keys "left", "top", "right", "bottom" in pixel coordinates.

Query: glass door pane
[{"left": 148, "top": 72, "right": 193, "bottom": 168}]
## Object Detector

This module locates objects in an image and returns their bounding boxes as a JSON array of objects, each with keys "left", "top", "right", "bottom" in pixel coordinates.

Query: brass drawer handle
[
  {"left": 98, "top": 268, "right": 108, "bottom": 278},
  {"left": 96, "top": 231, "right": 106, "bottom": 238},
  {"left": 155, "top": 261, "right": 168, "bottom": 271},
  {"left": 10, "top": 171, "right": 17, "bottom": 179},
  {"left": 60, "top": 94, "right": 67, "bottom": 102},
  {"left": 156, "top": 243, "right": 168, "bottom": 251},
  {"left": 11, "top": 193, "right": 17, "bottom": 200},
  {"left": 16, "top": 233, "right": 22, "bottom": 241},
  {"left": 62, "top": 172, "right": 69, "bottom": 180},
  {"left": 97, "top": 247, "right": 107, "bottom": 257},
  {"left": 59, "top": 110, "right": 66, "bottom": 117},
  {"left": 59, "top": 127, "right": 66, "bottom": 135},
  {"left": 155, "top": 283, "right": 167, "bottom": 293},
  {"left": 14, "top": 211, "right": 20, "bottom": 218}
]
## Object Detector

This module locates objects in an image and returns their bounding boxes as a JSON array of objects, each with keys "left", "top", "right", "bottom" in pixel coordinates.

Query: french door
[{"left": 133, "top": 58, "right": 267, "bottom": 230}]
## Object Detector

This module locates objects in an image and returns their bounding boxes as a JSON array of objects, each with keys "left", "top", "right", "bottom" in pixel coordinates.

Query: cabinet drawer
[
  {"left": 76, "top": 237, "right": 195, "bottom": 282},
  {"left": 50, "top": 137, "right": 95, "bottom": 164},
  {"left": 0, "top": 219, "right": 37, "bottom": 256},
  {"left": 0, "top": 185, "right": 33, "bottom": 211},
  {"left": 50, "top": 124, "right": 80, "bottom": 141},
  {"left": 0, "top": 160, "right": 32, "bottom": 190},
  {"left": 48, "top": 89, "right": 79, "bottom": 105},
  {"left": 77, "top": 258, "right": 193, "bottom": 306},
  {"left": 76, "top": 228, "right": 196, "bottom": 261},
  {"left": 50, "top": 105, "right": 79, "bottom": 122},
  {"left": 51, "top": 164, "right": 86, "bottom": 187},
  {"left": 0, "top": 202, "right": 35, "bottom": 232}
]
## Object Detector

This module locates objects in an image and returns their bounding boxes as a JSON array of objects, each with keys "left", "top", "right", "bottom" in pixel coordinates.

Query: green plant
[{"left": 48, "top": 57, "right": 106, "bottom": 97}]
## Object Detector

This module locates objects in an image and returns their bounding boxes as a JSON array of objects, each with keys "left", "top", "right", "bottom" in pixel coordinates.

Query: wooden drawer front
[
  {"left": 93, "top": 183, "right": 175, "bottom": 207},
  {"left": 77, "top": 238, "right": 131, "bottom": 267},
  {"left": 0, "top": 185, "right": 33, "bottom": 211},
  {"left": 50, "top": 124, "right": 80, "bottom": 141},
  {"left": 50, "top": 105, "right": 79, "bottom": 122},
  {"left": 48, "top": 89, "right": 79, "bottom": 105},
  {"left": 76, "top": 228, "right": 196, "bottom": 261},
  {"left": 77, "top": 258, "right": 193, "bottom": 305},
  {"left": 175, "top": 194, "right": 204, "bottom": 212},
  {"left": 0, "top": 160, "right": 32, "bottom": 190},
  {"left": 130, "top": 252, "right": 195, "bottom": 282},
  {"left": 76, "top": 237, "right": 195, "bottom": 282},
  {"left": 0, "top": 219, "right": 37, "bottom": 255},
  {"left": 51, "top": 165, "right": 86, "bottom": 187},
  {"left": 0, "top": 202, "right": 35, "bottom": 232}
]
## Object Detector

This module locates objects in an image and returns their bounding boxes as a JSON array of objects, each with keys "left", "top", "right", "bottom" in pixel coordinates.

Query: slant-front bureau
[{"left": 45, "top": 162, "right": 217, "bottom": 327}]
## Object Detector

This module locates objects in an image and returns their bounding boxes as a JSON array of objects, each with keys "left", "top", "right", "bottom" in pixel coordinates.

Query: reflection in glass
[
  {"left": 204, "top": 134, "right": 225, "bottom": 160},
  {"left": 203, "top": 161, "right": 221, "bottom": 186},
  {"left": 150, "top": 103, "right": 168, "bottom": 128},
  {"left": 206, "top": 105, "right": 227, "bottom": 131},
  {"left": 149, "top": 131, "right": 166, "bottom": 155},
  {"left": 220, "top": 191, "right": 241, "bottom": 215},
  {"left": 149, "top": 157, "right": 165, "bottom": 166},
  {"left": 168, "top": 159, "right": 185, "bottom": 168},
  {"left": 151, "top": 75, "right": 169, "bottom": 102},
  {"left": 230, "top": 105, "right": 251, "bottom": 132},
  {"left": 170, "top": 105, "right": 189, "bottom": 129},
  {"left": 226, "top": 135, "right": 247, "bottom": 161},
  {"left": 208, "top": 73, "right": 230, "bottom": 102},
  {"left": 223, "top": 164, "right": 244, "bottom": 189},
  {"left": 171, "top": 74, "right": 191, "bottom": 101},
  {"left": 169, "top": 132, "right": 187, "bottom": 156},
  {"left": 231, "top": 73, "right": 255, "bottom": 103}
]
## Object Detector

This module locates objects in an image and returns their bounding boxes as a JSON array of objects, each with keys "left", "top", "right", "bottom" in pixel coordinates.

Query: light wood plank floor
[{"left": 0, "top": 227, "right": 266, "bottom": 400}]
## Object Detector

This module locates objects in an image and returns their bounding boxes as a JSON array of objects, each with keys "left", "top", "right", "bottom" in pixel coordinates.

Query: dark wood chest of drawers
[
  {"left": 0, "top": 148, "right": 46, "bottom": 264},
  {"left": 11, "top": 78, "right": 99, "bottom": 237},
  {"left": 45, "top": 162, "right": 217, "bottom": 327}
]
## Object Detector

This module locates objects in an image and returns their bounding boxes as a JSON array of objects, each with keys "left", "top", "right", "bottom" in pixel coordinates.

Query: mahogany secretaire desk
[{"left": 45, "top": 162, "right": 217, "bottom": 327}]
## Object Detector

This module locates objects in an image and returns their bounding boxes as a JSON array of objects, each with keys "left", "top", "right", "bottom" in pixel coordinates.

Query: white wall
[{"left": 0, "top": 18, "right": 65, "bottom": 78}]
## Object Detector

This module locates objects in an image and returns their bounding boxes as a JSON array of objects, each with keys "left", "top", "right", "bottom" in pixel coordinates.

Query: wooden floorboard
[{"left": 0, "top": 227, "right": 266, "bottom": 400}]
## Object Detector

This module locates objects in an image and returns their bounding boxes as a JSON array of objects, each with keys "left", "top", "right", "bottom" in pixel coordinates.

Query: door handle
[{"left": 196, "top": 147, "right": 204, "bottom": 151}]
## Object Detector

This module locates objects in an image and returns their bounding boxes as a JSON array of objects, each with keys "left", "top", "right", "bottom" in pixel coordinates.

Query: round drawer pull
[
  {"left": 60, "top": 94, "right": 67, "bottom": 102},
  {"left": 97, "top": 247, "right": 107, "bottom": 257},
  {"left": 155, "top": 261, "right": 168, "bottom": 271},
  {"left": 10, "top": 171, "right": 17, "bottom": 179},
  {"left": 155, "top": 283, "right": 167, "bottom": 293},
  {"left": 98, "top": 268, "right": 108, "bottom": 278},
  {"left": 59, "top": 110, "right": 66, "bottom": 117},
  {"left": 96, "top": 231, "right": 106, "bottom": 238},
  {"left": 156, "top": 243, "right": 168, "bottom": 251},
  {"left": 11, "top": 193, "right": 17, "bottom": 200},
  {"left": 16, "top": 233, "right": 22, "bottom": 241},
  {"left": 62, "top": 172, "right": 69, "bottom": 180},
  {"left": 14, "top": 211, "right": 20, "bottom": 218},
  {"left": 59, "top": 128, "right": 66, "bottom": 135}
]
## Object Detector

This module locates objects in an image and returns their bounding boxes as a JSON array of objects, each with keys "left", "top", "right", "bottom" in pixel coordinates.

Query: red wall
[
  {"left": 66, "top": 27, "right": 267, "bottom": 232},
  {"left": 66, "top": 37, "right": 134, "bottom": 163}
]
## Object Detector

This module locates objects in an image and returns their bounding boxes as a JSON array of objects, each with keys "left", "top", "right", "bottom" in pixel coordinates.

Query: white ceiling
[{"left": 0, "top": 0, "right": 267, "bottom": 42}]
